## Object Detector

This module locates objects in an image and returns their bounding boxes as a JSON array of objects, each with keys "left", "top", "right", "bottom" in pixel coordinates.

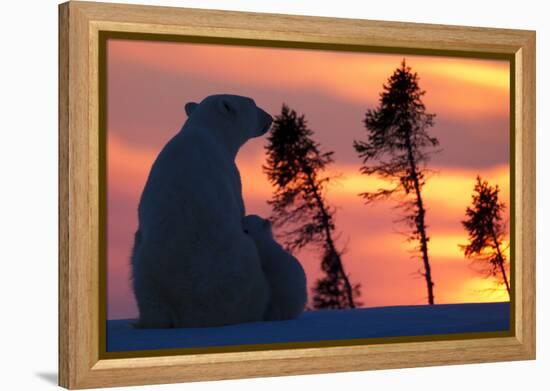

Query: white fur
[
  {"left": 131, "top": 94, "right": 273, "bottom": 328},
  {"left": 242, "top": 215, "right": 308, "bottom": 321}
]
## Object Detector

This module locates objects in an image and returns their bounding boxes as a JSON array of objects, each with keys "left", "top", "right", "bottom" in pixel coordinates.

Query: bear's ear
[{"left": 185, "top": 102, "right": 198, "bottom": 117}]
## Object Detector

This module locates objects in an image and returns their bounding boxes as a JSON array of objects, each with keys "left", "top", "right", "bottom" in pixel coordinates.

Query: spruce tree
[
  {"left": 461, "top": 176, "right": 510, "bottom": 298},
  {"left": 264, "top": 104, "right": 359, "bottom": 309},
  {"left": 353, "top": 60, "right": 439, "bottom": 305}
]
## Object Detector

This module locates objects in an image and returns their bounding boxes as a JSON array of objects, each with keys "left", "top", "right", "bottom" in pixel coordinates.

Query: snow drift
[{"left": 107, "top": 302, "right": 509, "bottom": 352}]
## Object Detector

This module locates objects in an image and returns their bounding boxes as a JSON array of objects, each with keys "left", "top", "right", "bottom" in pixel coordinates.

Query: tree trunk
[
  {"left": 491, "top": 229, "right": 511, "bottom": 298},
  {"left": 306, "top": 171, "right": 356, "bottom": 309},
  {"left": 405, "top": 136, "right": 435, "bottom": 305}
]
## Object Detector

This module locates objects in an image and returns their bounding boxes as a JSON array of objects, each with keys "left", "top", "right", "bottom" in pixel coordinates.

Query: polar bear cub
[{"left": 243, "top": 215, "right": 307, "bottom": 321}]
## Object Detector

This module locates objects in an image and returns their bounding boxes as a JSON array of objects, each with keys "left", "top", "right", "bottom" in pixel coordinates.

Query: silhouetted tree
[
  {"left": 461, "top": 176, "right": 510, "bottom": 298},
  {"left": 264, "top": 104, "right": 359, "bottom": 309},
  {"left": 353, "top": 59, "right": 439, "bottom": 305},
  {"left": 312, "top": 248, "right": 362, "bottom": 309}
]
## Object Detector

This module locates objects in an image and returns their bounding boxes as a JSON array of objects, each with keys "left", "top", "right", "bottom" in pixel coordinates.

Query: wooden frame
[{"left": 59, "top": 1, "right": 536, "bottom": 389}]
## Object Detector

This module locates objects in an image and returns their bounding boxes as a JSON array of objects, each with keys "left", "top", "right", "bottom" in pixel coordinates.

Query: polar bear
[
  {"left": 130, "top": 94, "right": 273, "bottom": 328},
  {"left": 242, "top": 215, "right": 307, "bottom": 321}
]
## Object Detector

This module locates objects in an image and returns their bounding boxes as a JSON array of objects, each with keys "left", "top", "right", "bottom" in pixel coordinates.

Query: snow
[{"left": 106, "top": 302, "right": 510, "bottom": 352}]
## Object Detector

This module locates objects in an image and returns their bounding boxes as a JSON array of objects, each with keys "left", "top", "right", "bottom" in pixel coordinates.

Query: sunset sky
[{"left": 106, "top": 39, "right": 510, "bottom": 320}]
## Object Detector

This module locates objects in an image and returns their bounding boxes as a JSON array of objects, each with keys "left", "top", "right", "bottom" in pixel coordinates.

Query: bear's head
[
  {"left": 242, "top": 214, "right": 273, "bottom": 241},
  {"left": 184, "top": 94, "right": 272, "bottom": 153}
]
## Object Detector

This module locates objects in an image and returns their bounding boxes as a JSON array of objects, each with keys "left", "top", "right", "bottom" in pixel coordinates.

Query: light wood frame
[{"left": 59, "top": 1, "right": 536, "bottom": 389}]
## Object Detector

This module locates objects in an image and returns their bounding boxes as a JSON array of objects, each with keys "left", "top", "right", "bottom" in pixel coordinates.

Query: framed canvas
[{"left": 58, "top": 1, "right": 536, "bottom": 389}]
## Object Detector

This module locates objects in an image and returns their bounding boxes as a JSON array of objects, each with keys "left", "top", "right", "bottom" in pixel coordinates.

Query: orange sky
[{"left": 106, "top": 39, "right": 510, "bottom": 319}]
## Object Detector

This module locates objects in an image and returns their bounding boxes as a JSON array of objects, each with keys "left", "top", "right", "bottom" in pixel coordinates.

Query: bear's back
[{"left": 138, "top": 129, "right": 243, "bottom": 240}]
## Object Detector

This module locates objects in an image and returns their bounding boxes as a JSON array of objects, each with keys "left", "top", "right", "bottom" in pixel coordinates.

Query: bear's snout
[{"left": 257, "top": 108, "right": 273, "bottom": 137}]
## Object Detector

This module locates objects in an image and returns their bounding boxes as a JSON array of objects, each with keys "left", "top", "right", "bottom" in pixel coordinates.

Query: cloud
[
  {"left": 108, "top": 39, "right": 509, "bottom": 119},
  {"left": 107, "top": 49, "right": 509, "bottom": 169}
]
